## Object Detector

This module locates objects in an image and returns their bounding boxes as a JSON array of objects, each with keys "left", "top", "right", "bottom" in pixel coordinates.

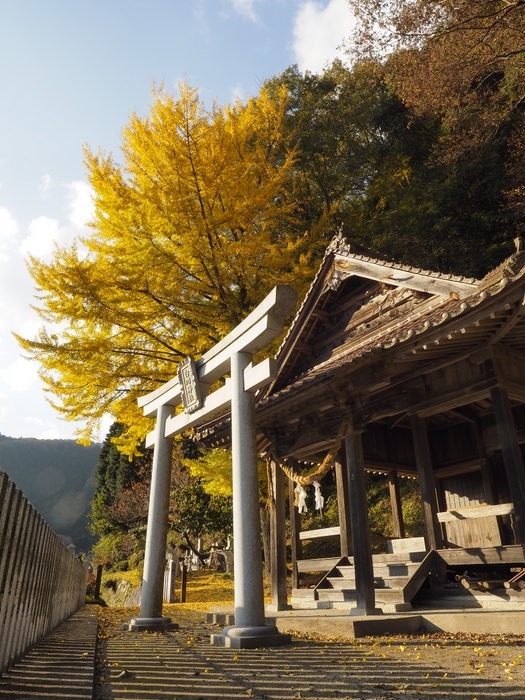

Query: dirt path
[{"left": 94, "top": 607, "right": 525, "bottom": 699}]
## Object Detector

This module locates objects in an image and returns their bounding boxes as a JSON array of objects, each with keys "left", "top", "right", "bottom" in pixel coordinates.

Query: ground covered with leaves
[{"left": 93, "top": 572, "right": 525, "bottom": 699}]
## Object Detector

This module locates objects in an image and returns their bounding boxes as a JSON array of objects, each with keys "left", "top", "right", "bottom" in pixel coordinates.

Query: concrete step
[
  {"left": 0, "top": 607, "right": 97, "bottom": 699},
  {"left": 374, "top": 588, "right": 408, "bottom": 604},
  {"left": 290, "top": 588, "right": 317, "bottom": 600},
  {"left": 372, "top": 551, "right": 426, "bottom": 564},
  {"left": 271, "top": 611, "right": 424, "bottom": 638},
  {"left": 372, "top": 563, "right": 421, "bottom": 577},
  {"left": 319, "top": 577, "right": 356, "bottom": 590},
  {"left": 373, "top": 576, "right": 411, "bottom": 589},
  {"left": 316, "top": 589, "right": 357, "bottom": 602},
  {"left": 419, "top": 586, "right": 525, "bottom": 610}
]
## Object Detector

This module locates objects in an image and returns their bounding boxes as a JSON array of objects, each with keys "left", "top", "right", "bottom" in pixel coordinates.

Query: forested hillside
[{"left": 0, "top": 434, "right": 101, "bottom": 551}]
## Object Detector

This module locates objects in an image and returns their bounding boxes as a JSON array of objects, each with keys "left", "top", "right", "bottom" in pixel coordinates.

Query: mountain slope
[{"left": 0, "top": 434, "right": 101, "bottom": 552}]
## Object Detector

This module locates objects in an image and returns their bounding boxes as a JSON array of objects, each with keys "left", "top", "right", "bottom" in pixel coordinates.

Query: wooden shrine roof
[
  {"left": 197, "top": 233, "right": 525, "bottom": 463},
  {"left": 266, "top": 230, "right": 480, "bottom": 396}
]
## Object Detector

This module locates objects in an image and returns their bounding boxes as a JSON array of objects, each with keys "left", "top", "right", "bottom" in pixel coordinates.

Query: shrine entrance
[{"left": 126, "top": 286, "right": 296, "bottom": 648}]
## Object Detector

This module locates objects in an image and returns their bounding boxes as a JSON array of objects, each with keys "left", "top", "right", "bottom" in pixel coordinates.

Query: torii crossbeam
[{"left": 126, "top": 285, "right": 296, "bottom": 648}]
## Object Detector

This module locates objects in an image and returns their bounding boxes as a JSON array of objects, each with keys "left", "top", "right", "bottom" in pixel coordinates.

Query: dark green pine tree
[{"left": 90, "top": 422, "right": 143, "bottom": 536}]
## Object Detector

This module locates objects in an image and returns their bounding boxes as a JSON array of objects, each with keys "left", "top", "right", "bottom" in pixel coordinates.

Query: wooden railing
[
  {"left": 0, "top": 471, "right": 87, "bottom": 674},
  {"left": 436, "top": 502, "right": 514, "bottom": 522},
  {"left": 296, "top": 526, "right": 342, "bottom": 573}
]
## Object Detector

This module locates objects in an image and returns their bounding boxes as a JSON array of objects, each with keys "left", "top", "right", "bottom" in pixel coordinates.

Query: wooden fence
[{"left": 0, "top": 470, "right": 87, "bottom": 674}]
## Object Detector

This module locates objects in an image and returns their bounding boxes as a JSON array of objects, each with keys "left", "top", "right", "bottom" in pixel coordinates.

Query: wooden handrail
[
  {"left": 299, "top": 526, "right": 341, "bottom": 540},
  {"left": 437, "top": 503, "right": 513, "bottom": 523}
]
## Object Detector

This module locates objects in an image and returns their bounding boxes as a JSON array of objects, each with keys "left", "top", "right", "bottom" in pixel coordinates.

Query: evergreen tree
[{"left": 90, "top": 422, "right": 145, "bottom": 536}]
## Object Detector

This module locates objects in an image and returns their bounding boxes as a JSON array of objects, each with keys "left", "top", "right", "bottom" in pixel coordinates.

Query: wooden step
[
  {"left": 324, "top": 561, "right": 422, "bottom": 577},
  {"left": 312, "top": 551, "right": 434, "bottom": 608},
  {"left": 316, "top": 587, "right": 406, "bottom": 604},
  {"left": 321, "top": 575, "right": 408, "bottom": 590},
  {"left": 297, "top": 557, "right": 342, "bottom": 573}
]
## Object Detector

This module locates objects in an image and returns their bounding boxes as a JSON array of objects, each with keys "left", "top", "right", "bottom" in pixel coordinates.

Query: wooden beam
[
  {"left": 388, "top": 470, "right": 405, "bottom": 539},
  {"left": 492, "top": 345, "right": 525, "bottom": 387},
  {"left": 490, "top": 386, "right": 525, "bottom": 543},
  {"left": 334, "top": 256, "right": 478, "bottom": 298},
  {"left": 485, "top": 298, "right": 525, "bottom": 346},
  {"left": 269, "top": 460, "right": 288, "bottom": 610},
  {"left": 335, "top": 454, "right": 352, "bottom": 557},
  {"left": 434, "top": 459, "right": 483, "bottom": 479},
  {"left": 288, "top": 475, "right": 302, "bottom": 590},
  {"left": 407, "top": 377, "right": 497, "bottom": 418},
  {"left": 402, "top": 550, "right": 437, "bottom": 603},
  {"left": 344, "top": 424, "right": 380, "bottom": 614},
  {"left": 410, "top": 415, "right": 443, "bottom": 550},
  {"left": 436, "top": 545, "right": 525, "bottom": 567}
]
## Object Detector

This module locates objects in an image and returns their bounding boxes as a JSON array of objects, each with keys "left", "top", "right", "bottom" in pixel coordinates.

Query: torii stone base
[
  {"left": 123, "top": 617, "right": 178, "bottom": 632},
  {"left": 211, "top": 625, "right": 291, "bottom": 649}
]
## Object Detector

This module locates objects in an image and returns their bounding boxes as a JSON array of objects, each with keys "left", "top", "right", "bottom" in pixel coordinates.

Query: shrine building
[{"left": 200, "top": 231, "right": 525, "bottom": 614}]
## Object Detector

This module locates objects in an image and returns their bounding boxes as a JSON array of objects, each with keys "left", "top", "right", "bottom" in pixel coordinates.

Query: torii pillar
[{"left": 127, "top": 286, "right": 296, "bottom": 648}]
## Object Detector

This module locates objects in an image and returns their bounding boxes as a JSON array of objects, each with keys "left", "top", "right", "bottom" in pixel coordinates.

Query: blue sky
[{"left": 0, "top": 0, "right": 355, "bottom": 440}]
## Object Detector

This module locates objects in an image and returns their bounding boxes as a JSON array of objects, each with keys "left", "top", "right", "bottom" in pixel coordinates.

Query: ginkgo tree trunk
[{"left": 17, "top": 83, "right": 314, "bottom": 453}]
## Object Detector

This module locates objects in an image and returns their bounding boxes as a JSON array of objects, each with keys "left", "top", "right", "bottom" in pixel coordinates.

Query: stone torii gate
[{"left": 127, "top": 286, "right": 296, "bottom": 648}]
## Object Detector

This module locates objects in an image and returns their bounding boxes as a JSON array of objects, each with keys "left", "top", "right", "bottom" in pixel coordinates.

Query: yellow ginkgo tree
[{"left": 17, "top": 83, "right": 314, "bottom": 453}]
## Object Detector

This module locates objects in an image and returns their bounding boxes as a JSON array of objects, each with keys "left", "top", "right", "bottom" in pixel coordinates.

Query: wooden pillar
[
  {"left": 388, "top": 470, "right": 405, "bottom": 539},
  {"left": 491, "top": 386, "right": 525, "bottom": 543},
  {"left": 344, "top": 424, "right": 381, "bottom": 615},
  {"left": 269, "top": 460, "right": 289, "bottom": 610},
  {"left": 335, "top": 452, "right": 352, "bottom": 557},
  {"left": 410, "top": 415, "right": 443, "bottom": 551},
  {"left": 288, "top": 476, "right": 302, "bottom": 590}
]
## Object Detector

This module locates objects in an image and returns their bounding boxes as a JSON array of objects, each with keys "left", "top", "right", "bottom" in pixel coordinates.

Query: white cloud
[
  {"left": 19, "top": 216, "right": 62, "bottom": 261},
  {"left": 67, "top": 180, "right": 95, "bottom": 230},
  {"left": 35, "top": 426, "right": 64, "bottom": 440},
  {"left": 293, "top": 0, "right": 356, "bottom": 74},
  {"left": 0, "top": 207, "right": 20, "bottom": 262},
  {"left": 0, "top": 356, "right": 39, "bottom": 392},
  {"left": 39, "top": 174, "right": 54, "bottom": 197},
  {"left": 229, "top": 0, "right": 259, "bottom": 22},
  {"left": 0, "top": 390, "right": 7, "bottom": 422},
  {"left": 231, "top": 83, "right": 248, "bottom": 103}
]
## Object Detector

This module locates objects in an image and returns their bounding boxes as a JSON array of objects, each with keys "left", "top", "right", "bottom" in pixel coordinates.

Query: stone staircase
[{"left": 293, "top": 551, "right": 432, "bottom": 611}]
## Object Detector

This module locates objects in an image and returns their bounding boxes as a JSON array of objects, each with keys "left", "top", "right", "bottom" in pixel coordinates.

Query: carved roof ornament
[
  {"left": 326, "top": 224, "right": 347, "bottom": 254},
  {"left": 323, "top": 266, "right": 349, "bottom": 294}
]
